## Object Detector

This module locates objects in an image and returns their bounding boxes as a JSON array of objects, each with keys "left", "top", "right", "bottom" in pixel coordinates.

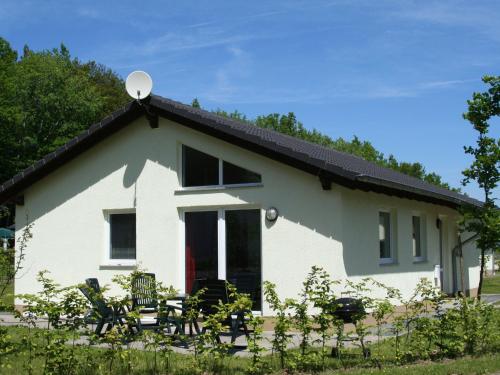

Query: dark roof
[{"left": 0, "top": 94, "right": 482, "bottom": 209}]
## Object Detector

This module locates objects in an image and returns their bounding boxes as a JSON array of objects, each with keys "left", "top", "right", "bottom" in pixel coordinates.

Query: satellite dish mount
[{"left": 125, "top": 71, "right": 158, "bottom": 128}]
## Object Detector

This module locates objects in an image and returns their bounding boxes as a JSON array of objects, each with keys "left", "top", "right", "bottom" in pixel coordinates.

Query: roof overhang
[{"left": 0, "top": 96, "right": 482, "bottom": 210}]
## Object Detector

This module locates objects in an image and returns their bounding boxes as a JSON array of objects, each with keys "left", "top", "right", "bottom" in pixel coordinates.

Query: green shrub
[{"left": 2, "top": 265, "right": 499, "bottom": 374}]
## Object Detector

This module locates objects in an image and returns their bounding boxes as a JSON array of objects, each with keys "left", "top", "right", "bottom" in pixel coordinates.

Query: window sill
[
  {"left": 175, "top": 183, "right": 263, "bottom": 194},
  {"left": 379, "top": 259, "right": 398, "bottom": 266},
  {"left": 99, "top": 262, "right": 137, "bottom": 270},
  {"left": 413, "top": 258, "right": 427, "bottom": 264}
]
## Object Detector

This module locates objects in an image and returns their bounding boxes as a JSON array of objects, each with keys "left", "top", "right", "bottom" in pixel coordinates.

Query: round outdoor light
[{"left": 265, "top": 207, "right": 279, "bottom": 222}]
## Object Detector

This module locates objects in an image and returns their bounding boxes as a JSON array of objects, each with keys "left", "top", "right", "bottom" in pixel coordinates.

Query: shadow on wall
[{"left": 23, "top": 122, "right": 151, "bottom": 225}]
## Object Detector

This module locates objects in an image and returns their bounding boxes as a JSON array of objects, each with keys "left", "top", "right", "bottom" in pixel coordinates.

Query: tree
[
  {"left": 0, "top": 38, "right": 129, "bottom": 185},
  {"left": 191, "top": 98, "right": 201, "bottom": 108},
  {"left": 461, "top": 75, "right": 500, "bottom": 300}
]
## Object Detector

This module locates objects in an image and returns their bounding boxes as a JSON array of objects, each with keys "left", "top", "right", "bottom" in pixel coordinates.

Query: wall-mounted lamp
[{"left": 265, "top": 207, "right": 279, "bottom": 222}]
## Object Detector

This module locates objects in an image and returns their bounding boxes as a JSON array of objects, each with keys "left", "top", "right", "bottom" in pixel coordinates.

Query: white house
[
  {"left": 0, "top": 96, "right": 481, "bottom": 314},
  {"left": 485, "top": 250, "right": 498, "bottom": 276}
]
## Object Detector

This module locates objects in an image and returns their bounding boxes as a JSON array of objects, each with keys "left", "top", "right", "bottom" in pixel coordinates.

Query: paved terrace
[{"left": 1, "top": 294, "right": 498, "bottom": 356}]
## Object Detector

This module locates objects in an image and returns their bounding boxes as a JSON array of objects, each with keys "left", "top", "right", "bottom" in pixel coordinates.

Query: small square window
[
  {"left": 110, "top": 213, "right": 136, "bottom": 260},
  {"left": 379, "top": 211, "right": 392, "bottom": 261}
]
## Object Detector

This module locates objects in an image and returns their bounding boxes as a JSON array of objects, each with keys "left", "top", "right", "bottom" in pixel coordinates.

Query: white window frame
[
  {"left": 379, "top": 209, "right": 397, "bottom": 265},
  {"left": 178, "top": 143, "right": 263, "bottom": 191},
  {"left": 412, "top": 213, "right": 427, "bottom": 262},
  {"left": 179, "top": 205, "right": 263, "bottom": 313},
  {"left": 102, "top": 208, "right": 137, "bottom": 266}
]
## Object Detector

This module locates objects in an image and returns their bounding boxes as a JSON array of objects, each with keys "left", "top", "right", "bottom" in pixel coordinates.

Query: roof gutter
[{"left": 354, "top": 174, "right": 479, "bottom": 209}]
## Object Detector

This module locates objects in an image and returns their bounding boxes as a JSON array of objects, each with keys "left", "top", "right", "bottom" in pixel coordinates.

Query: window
[
  {"left": 110, "top": 213, "right": 136, "bottom": 260},
  {"left": 184, "top": 209, "right": 262, "bottom": 310},
  {"left": 182, "top": 146, "right": 219, "bottom": 187},
  {"left": 412, "top": 216, "right": 421, "bottom": 258},
  {"left": 223, "top": 161, "right": 262, "bottom": 185},
  {"left": 226, "top": 209, "right": 262, "bottom": 310},
  {"left": 182, "top": 145, "right": 261, "bottom": 187},
  {"left": 379, "top": 211, "right": 392, "bottom": 262},
  {"left": 412, "top": 215, "right": 426, "bottom": 261}
]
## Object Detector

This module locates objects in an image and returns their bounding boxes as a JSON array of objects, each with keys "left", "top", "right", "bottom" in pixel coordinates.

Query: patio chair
[
  {"left": 131, "top": 273, "right": 183, "bottom": 335},
  {"left": 192, "top": 278, "right": 250, "bottom": 343},
  {"left": 131, "top": 273, "right": 158, "bottom": 313},
  {"left": 79, "top": 278, "right": 126, "bottom": 336},
  {"left": 228, "top": 273, "right": 261, "bottom": 310}
]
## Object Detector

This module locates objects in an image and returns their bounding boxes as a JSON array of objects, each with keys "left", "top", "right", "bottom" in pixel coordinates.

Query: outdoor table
[{"left": 161, "top": 293, "right": 200, "bottom": 336}]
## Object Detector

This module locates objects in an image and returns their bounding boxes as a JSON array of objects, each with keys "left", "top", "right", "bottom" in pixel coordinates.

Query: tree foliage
[
  {"left": 0, "top": 36, "right": 457, "bottom": 194},
  {"left": 200, "top": 101, "right": 457, "bottom": 190},
  {"left": 461, "top": 75, "right": 500, "bottom": 299},
  {"left": 0, "top": 38, "right": 129, "bottom": 184}
]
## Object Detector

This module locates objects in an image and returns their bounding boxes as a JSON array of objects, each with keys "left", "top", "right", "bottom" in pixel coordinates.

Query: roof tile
[{"left": 0, "top": 94, "right": 481, "bottom": 207}]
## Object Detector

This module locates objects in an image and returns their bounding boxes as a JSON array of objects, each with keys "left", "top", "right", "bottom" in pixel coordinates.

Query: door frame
[{"left": 178, "top": 205, "right": 262, "bottom": 300}]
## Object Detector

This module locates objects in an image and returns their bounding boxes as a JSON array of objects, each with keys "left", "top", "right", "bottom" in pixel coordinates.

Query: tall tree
[
  {"left": 0, "top": 38, "right": 129, "bottom": 184},
  {"left": 462, "top": 75, "right": 500, "bottom": 300}
]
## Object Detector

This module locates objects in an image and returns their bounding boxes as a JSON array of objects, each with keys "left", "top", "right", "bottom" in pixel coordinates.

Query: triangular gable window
[
  {"left": 182, "top": 145, "right": 262, "bottom": 187},
  {"left": 182, "top": 146, "right": 219, "bottom": 187},
  {"left": 223, "top": 161, "right": 261, "bottom": 184}
]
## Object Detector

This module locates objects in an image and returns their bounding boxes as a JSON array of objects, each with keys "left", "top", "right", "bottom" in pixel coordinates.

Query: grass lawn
[
  {"left": 0, "top": 326, "right": 499, "bottom": 375},
  {"left": 483, "top": 274, "right": 500, "bottom": 294},
  {"left": 336, "top": 354, "right": 500, "bottom": 375}
]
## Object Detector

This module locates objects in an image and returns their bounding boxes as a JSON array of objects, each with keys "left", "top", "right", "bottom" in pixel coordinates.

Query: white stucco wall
[{"left": 15, "top": 116, "right": 480, "bottom": 314}]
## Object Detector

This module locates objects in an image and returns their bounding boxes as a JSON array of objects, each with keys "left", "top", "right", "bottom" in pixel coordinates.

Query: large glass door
[
  {"left": 185, "top": 211, "right": 218, "bottom": 294},
  {"left": 226, "top": 210, "right": 262, "bottom": 310},
  {"left": 184, "top": 208, "right": 262, "bottom": 310}
]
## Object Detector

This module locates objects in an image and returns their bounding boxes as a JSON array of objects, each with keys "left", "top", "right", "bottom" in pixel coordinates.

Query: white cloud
[
  {"left": 418, "top": 79, "right": 476, "bottom": 90},
  {"left": 137, "top": 30, "right": 254, "bottom": 56},
  {"left": 392, "top": 1, "right": 500, "bottom": 41}
]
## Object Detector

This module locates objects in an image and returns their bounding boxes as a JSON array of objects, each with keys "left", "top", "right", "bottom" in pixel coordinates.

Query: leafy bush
[{"left": 1, "top": 265, "right": 499, "bottom": 374}]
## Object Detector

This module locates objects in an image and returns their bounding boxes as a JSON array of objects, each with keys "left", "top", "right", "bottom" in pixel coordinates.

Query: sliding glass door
[
  {"left": 226, "top": 210, "right": 262, "bottom": 310},
  {"left": 185, "top": 211, "right": 218, "bottom": 294},
  {"left": 184, "top": 208, "right": 262, "bottom": 310}
]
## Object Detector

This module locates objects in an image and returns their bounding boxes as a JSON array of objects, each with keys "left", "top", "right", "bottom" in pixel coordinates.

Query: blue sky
[{"left": 2, "top": 0, "right": 499, "bottom": 200}]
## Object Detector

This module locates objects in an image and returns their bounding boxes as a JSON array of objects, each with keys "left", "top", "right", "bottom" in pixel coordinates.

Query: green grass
[
  {"left": 1, "top": 326, "right": 499, "bottom": 375},
  {"left": 334, "top": 354, "right": 500, "bottom": 375},
  {"left": 482, "top": 274, "right": 500, "bottom": 294}
]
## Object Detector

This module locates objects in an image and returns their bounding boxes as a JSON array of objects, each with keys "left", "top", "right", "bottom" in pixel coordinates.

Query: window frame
[
  {"left": 377, "top": 209, "right": 394, "bottom": 264},
  {"left": 103, "top": 209, "right": 137, "bottom": 266},
  {"left": 412, "top": 213, "right": 427, "bottom": 262},
  {"left": 179, "top": 205, "right": 263, "bottom": 313},
  {"left": 378, "top": 209, "right": 397, "bottom": 265},
  {"left": 179, "top": 144, "right": 263, "bottom": 190}
]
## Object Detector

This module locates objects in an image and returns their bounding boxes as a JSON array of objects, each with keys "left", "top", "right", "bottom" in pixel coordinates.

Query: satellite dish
[{"left": 126, "top": 71, "right": 153, "bottom": 100}]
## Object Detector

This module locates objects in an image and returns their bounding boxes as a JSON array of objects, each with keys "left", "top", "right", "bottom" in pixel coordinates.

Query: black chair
[
  {"left": 131, "top": 273, "right": 158, "bottom": 313},
  {"left": 228, "top": 273, "right": 261, "bottom": 311},
  {"left": 79, "top": 278, "right": 126, "bottom": 336},
  {"left": 131, "top": 273, "right": 183, "bottom": 335},
  {"left": 192, "top": 278, "right": 250, "bottom": 343}
]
